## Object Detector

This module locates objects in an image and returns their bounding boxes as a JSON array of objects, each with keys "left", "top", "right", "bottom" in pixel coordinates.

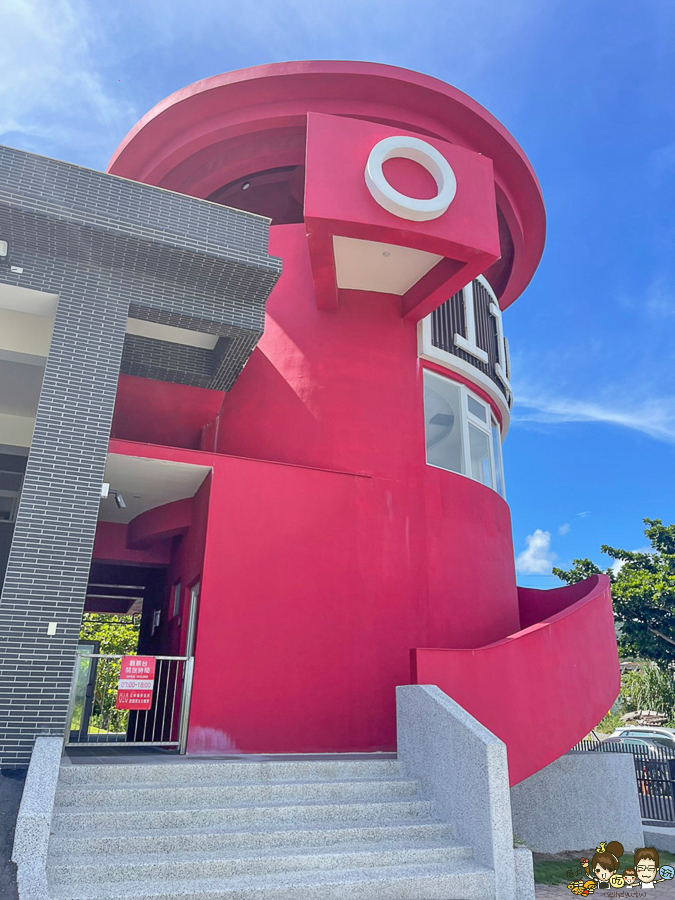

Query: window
[
  {"left": 0, "top": 470, "right": 24, "bottom": 523},
  {"left": 423, "top": 370, "right": 505, "bottom": 497},
  {"left": 423, "top": 376, "right": 463, "bottom": 475},
  {"left": 171, "top": 582, "right": 182, "bottom": 619}
]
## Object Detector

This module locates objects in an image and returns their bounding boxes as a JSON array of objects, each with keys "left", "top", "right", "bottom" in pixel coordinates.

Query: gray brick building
[{"left": 0, "top": 146, "right": 281, "bottom": 767}]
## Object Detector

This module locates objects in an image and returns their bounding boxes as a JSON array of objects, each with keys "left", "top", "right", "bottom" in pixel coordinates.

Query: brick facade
[{"left": 0, "top": 146, "right": 281, "bottom": 766}]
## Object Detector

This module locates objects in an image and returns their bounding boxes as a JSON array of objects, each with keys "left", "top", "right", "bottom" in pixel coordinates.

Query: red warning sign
[{"left": 115, "top": 656, "right": 156, "bottom": 710}]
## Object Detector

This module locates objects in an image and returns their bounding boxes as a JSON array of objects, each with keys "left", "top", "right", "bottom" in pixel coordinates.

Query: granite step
[
  {"left": 58, "top": 758, "right": 402, "bottom": 786},
  {"left": 48, "top": 860, "right": 495, "bottom": 900},
  {"left": 48, "top": 819, "right": 454, "bottom": 858},
  {"left": 50, "top": 798, "right": 435, "bottom": 834},
  {"left": 54, "top": 777, "right": 420, "bottom": 810},
  {"left": 48, "top": 841, "right": 474, "bottom": 887},
  {"left": 48, "top": 758, "right": 495, "bottom": 900}
]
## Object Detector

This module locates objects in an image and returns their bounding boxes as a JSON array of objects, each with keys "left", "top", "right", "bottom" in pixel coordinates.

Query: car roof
[{"left": 619, "top": 727, "right": 675, "bottom": 737}]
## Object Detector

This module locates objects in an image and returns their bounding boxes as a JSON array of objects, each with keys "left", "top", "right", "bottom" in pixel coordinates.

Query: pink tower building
[{"left": 105, "top": 62, "right": 619, "bottom": 785}]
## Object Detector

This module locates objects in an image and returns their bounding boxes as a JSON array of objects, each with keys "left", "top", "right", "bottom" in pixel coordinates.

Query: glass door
[{"left": 69, "top": 640, "right": 100, "bottom": 742}]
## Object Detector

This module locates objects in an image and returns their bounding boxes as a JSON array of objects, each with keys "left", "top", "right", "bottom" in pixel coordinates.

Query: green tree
[
  {"left": 553, "top": 518, "right": 675, "bottom": 664},
  {"left": 79, "top": 613, "right": 139, "bottom": 733},
  {"left": 80, "top": 613, "right": 139, "bottom": 655},
  {"left": 621, "top": 665, "right": 675, "bottom": 718}
]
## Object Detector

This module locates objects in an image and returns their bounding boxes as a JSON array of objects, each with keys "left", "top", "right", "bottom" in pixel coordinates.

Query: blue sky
[{"left": 3, "top": 0, "right": 674, "bottom": 587}]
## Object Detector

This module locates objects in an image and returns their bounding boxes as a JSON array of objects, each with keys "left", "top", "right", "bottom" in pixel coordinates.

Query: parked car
[
  {"left": 609, "top": 727, "right": 675, "bottom": 751},
  {"left": 594, "top": 736, "right": 663, "bottom": 757}
]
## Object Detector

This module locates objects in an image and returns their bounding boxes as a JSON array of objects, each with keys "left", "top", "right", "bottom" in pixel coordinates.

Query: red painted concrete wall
[
  {"left": 412, "top": 575, "right": 620, "bottom": 785},
  {"left": 216, "top": 224, "right": 507, "bottom": 475},
  {"left": 185, "top": 453, "right": 517, "bottom": 754},
  {"left": 172, "top": 223, "right": 520, "bottom": 753},
  {"left": 93, "top": 521, "right": 171, "bottom": 566},
  {"left": 111, "top": 375, "right": 224, "bottom": 451},
  {"left": 166, "top": 475, "right": 211, "bottom": 658}
]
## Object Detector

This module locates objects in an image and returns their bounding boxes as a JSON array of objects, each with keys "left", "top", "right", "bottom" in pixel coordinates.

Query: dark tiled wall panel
[
  {"left": 0, "top": 146, "right": 280, "bottom": 766},
  {"left": 0, "top": 145, "right": 277, "bottom": 260},
  {"left": 122, "top": 334, "right": 216, "bottom": 388}
]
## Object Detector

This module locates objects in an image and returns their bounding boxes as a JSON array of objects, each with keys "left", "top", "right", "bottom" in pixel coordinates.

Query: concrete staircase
[{"left": 46, "top": 757, "right": 495, "bottom": 899}]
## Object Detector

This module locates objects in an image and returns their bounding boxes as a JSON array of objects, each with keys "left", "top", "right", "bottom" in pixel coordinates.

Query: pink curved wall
[
  {"left": 174, "top": 223, "right": 520, "bottom": 754},
  {"left": 186, "top": 454, "right": 518, "bottom": 754},
  {"left": 412, "top": 575, "right": 620, "bottom": 785}
]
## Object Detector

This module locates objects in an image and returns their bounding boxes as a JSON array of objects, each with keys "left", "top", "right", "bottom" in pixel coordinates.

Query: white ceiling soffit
[
  {"left": 0, "top": 308, "right": 53, "bottom": 359},
  {"left": 332, "top": 236, "right": 442, "bottom": 295},
  {"left": 0, "top": 284, "right": 58, "bottom": 316},
  {"left": 0, "top": 413, "right": 34, "bottom": 448},
  {"left": 126, "top": 318, "right": 219, "bottom": 350},
  {"left": 100, "top": 453, "right": 212, "bottom": 525},
  {"left": 0, "top": 359, "right": 44, "bottom": 417}
]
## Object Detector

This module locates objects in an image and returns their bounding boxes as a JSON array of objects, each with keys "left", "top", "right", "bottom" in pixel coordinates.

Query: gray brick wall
[
  {"left": 121, "top": 334, "right": 217, "bottom": 387},
  {"left": 0, "top": 146, "right": 281, "bottom": 766}
]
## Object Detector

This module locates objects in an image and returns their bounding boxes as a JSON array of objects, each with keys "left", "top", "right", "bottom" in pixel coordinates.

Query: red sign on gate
[{"left": 115, "top": 656, "right": 156, "bottom": 710}]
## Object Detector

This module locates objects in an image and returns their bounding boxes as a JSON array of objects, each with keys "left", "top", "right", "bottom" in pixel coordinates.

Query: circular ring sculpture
[{"left": 364, "top": 136, "right": 457, "bottom": 221}]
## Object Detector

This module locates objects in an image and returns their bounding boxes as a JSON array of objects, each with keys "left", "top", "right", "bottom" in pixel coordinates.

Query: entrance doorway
[{"left": 65, "top": 562, "right": 195, "bottom": 752}]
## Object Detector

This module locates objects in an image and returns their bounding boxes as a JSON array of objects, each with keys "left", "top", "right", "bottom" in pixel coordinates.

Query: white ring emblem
[{"left": 364, "top": 136, "right": 457, "bottom": 222}]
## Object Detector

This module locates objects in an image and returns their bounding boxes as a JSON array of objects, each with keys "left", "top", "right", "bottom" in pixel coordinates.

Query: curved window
[{"left": 423, "top": 369, "right": 505, "bottom": 497}]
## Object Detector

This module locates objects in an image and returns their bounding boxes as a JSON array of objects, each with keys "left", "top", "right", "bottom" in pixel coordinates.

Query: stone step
[
  {"left": 49, "top": 841, "right": 473, "bottom": 887},
  {"left": 51, "top": 798, "right": 435, "bottom": 834},
  {"left": 48, "top": 860, "right": 495, "bottom": 900},
  {"left": 58, "top": 758, "right": 401, "bottom": 786},
  {"left": 48, "top": 820, "right": 454, "bottom": 859},
  {"left": 55, "top": 777, "right": 419, "bottom": 810}
]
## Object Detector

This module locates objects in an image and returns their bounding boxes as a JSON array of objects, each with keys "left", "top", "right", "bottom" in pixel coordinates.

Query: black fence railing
[{"left": 571, "top": 739, "right": 675, "bottom": 824}]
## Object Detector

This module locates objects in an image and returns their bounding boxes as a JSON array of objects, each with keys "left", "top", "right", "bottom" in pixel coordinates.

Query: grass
[
  {"left": 534, "top": 858, "right": 581, "bottom": 885},
  {"left": 533, "top": 849, "right": 675, "bottom": 885}
]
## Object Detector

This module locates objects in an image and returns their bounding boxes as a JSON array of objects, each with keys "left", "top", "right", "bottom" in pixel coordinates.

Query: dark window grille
[{"left": 429, "top": 280, "right": 506, "bottom": 400}]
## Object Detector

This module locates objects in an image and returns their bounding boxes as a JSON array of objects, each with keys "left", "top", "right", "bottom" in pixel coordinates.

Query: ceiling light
[{"left": 242, "top": 182, "right": 251, "bottom": 190}]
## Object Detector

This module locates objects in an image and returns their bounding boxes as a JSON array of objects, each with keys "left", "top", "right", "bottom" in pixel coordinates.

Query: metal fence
[
  {"left": 571, "top": 739, "right": 675, "bottom": 824},
  {"left": 65, "top": 652, "right": 194, "bottom": 752}
]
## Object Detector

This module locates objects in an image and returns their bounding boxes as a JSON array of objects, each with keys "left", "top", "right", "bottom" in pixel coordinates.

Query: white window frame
[
  {"left": 488, "top": 298, "right": 513, "bottom": 402},
  {"left": 489, "top": 414, "right": 506, "bottom": 498},
  {"left": 171, "top": 582, "right": 182, "bottom": 620},
  {"left": 463, "top": 392, "right": 494, "bottom": 488},
  {"left": 454, "top": 280, "right": 489, "bottom": 363},
  {"left": 423, "top": 369, "right": 506, "bottom": 498},
  {"left": 419, "top": 275, "right": 511, "bottom": 433}
]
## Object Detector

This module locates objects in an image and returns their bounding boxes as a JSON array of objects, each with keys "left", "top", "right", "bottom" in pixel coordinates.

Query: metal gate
[
  {"left": 65, "top": 650, "right": 195, "bottom": 752},
  {"left": 572, "top": 739, "right": 675, "bottom": 824}
]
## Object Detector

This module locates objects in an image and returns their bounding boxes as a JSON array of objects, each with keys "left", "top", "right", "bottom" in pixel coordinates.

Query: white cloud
[
  {"left": 576, "top": 511, "right": 590, "bottom": 519},
  {"left": 1, "top": 0, "right": 136, "bottom": 164},
  {"left": 512, "top": 393, "right": 675, "bottom": 445},
  {"left": 516, "top": 529, "right": 556, "bottom": 575},
  {"left": 610, "top": 546, "right": 651, "bottom": 577},
  {"left": 558, "top": 523, "right": 570, "bottom": 535},
  {"left": 611, "top": 558, "right": 624, "bottom": 577}
]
